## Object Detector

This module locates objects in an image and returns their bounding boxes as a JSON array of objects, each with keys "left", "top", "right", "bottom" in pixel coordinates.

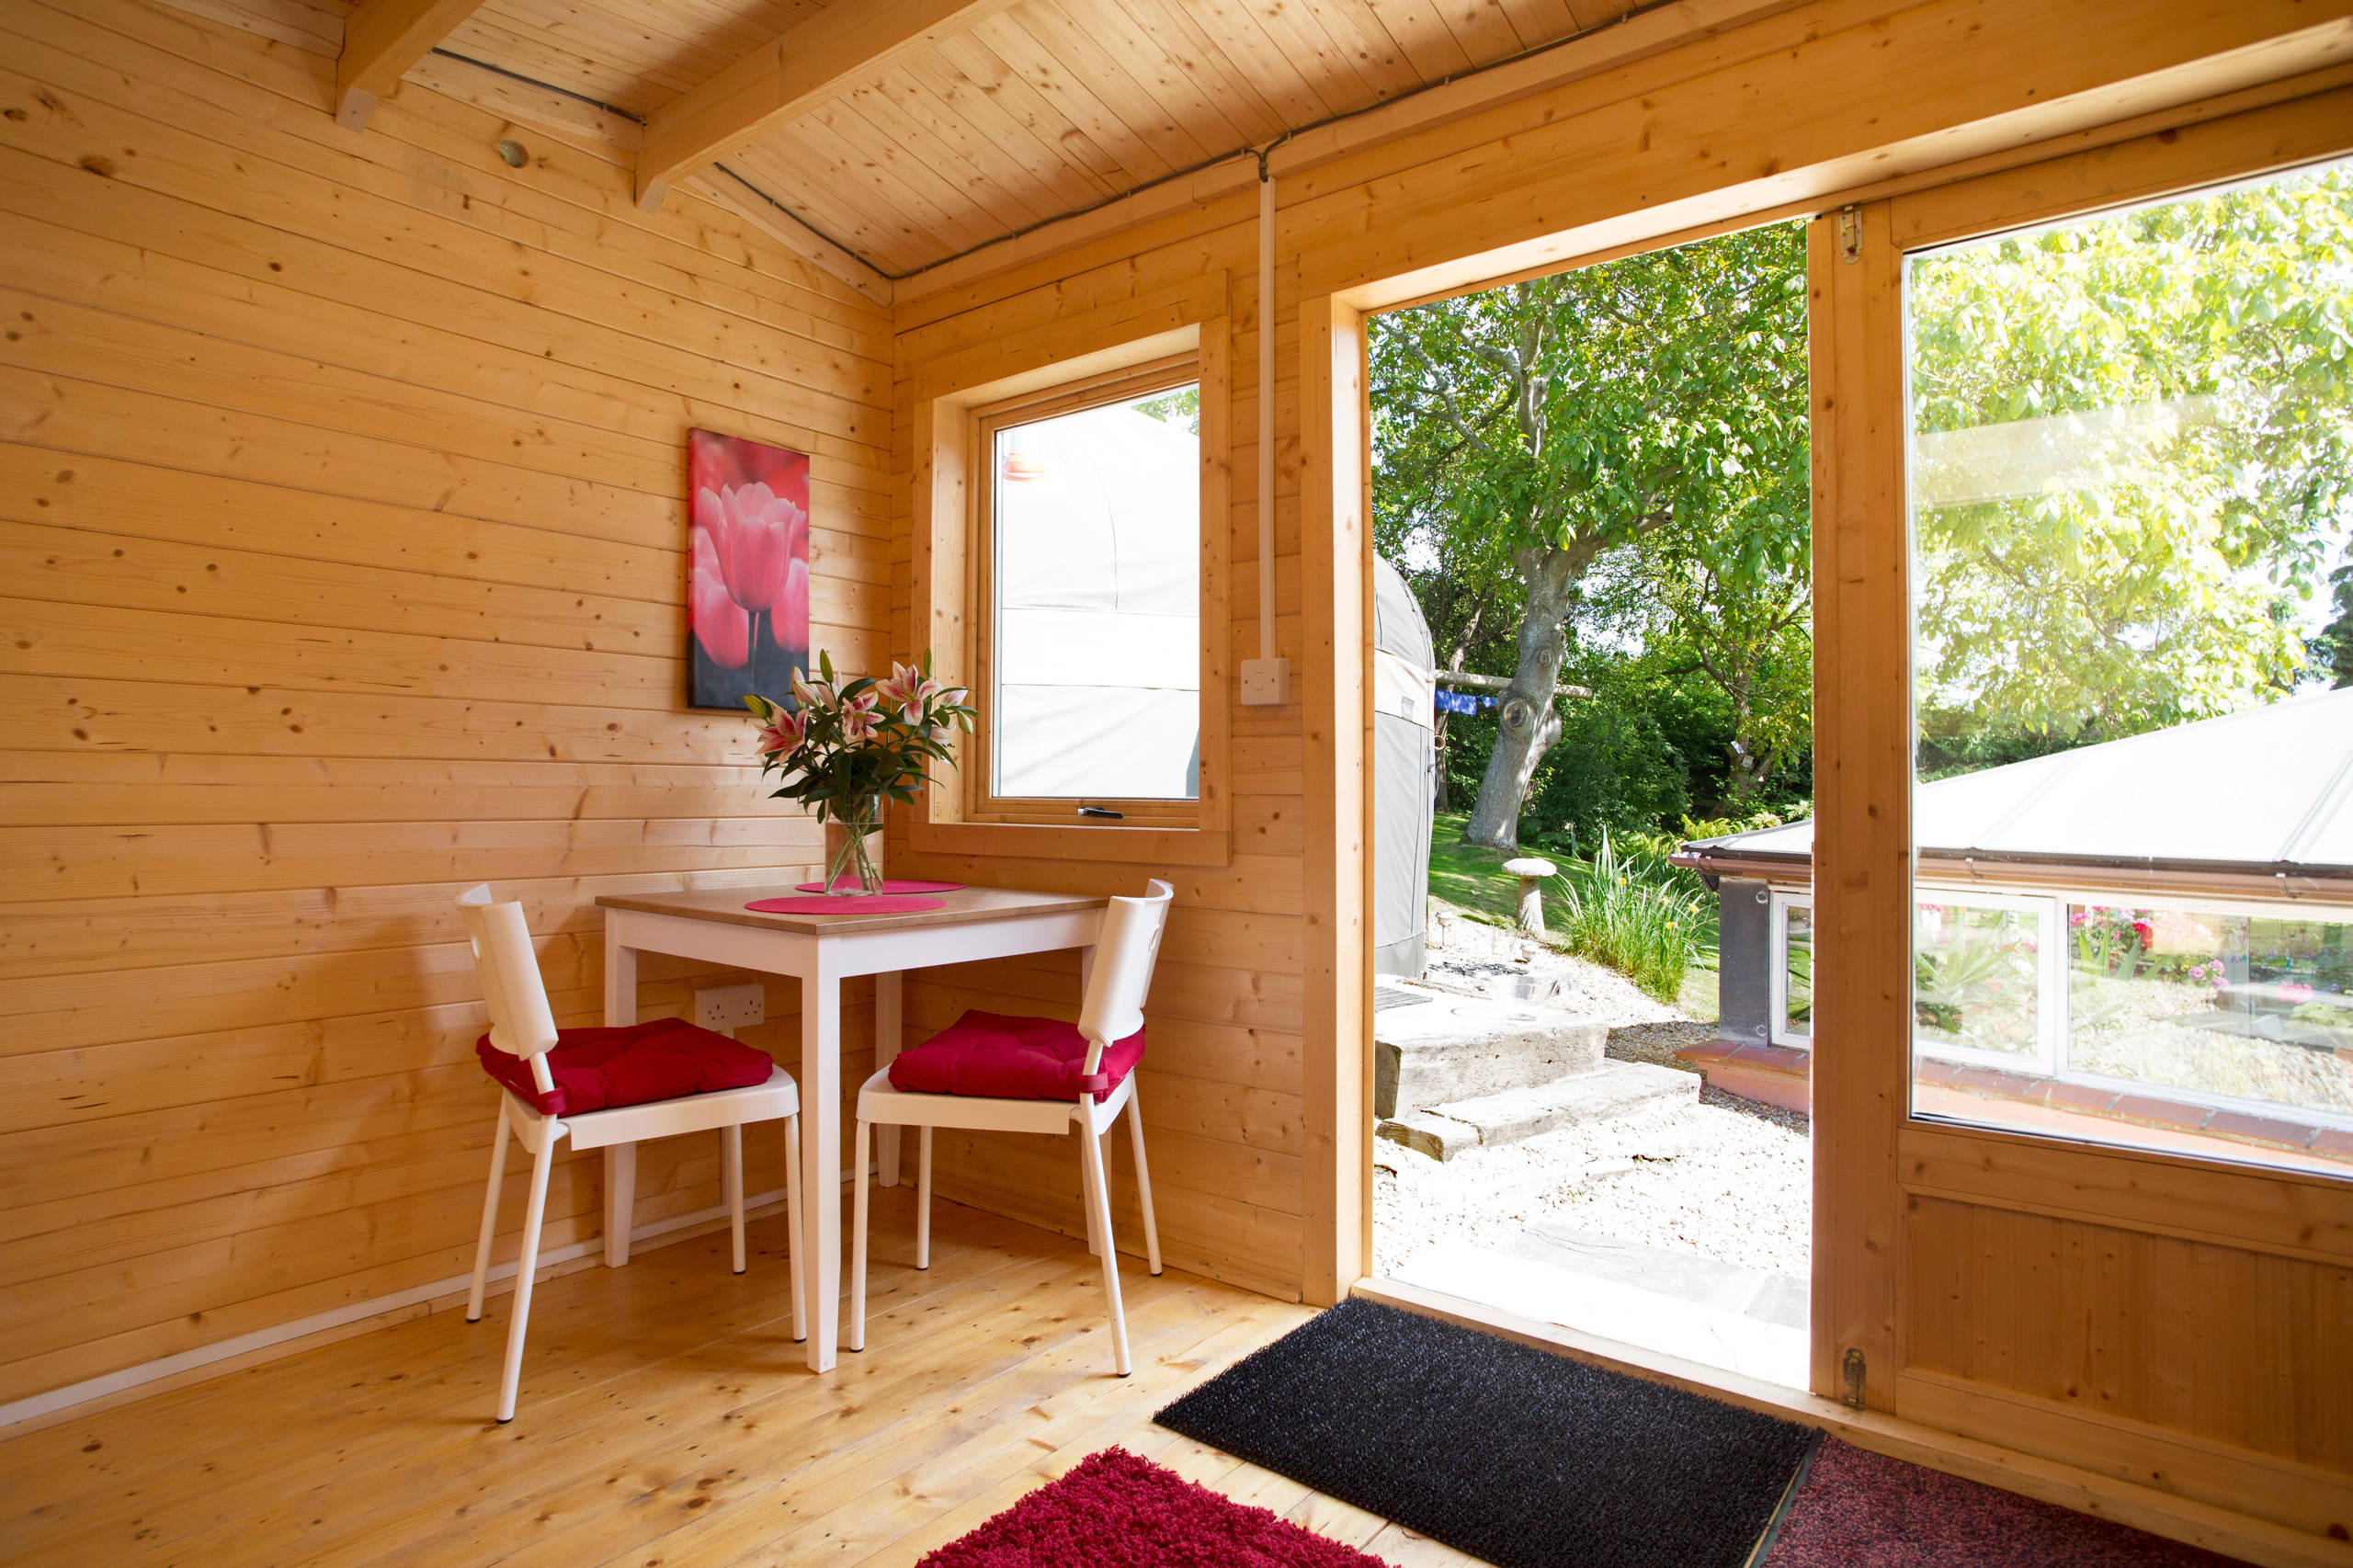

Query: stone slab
[
  {"left": 1372, "top": 981, "right": 1608, "bottom": 1118},
  {"left": 1375, "top": 1060, "right": 1698, "bottom": 1160},
  {"left": 1426, "top": 1059, "right": 1698, "bottom": 1150}
]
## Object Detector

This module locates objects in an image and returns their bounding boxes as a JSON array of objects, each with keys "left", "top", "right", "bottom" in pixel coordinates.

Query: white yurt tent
[
  {"left": 1372, "top": 557, "right": 1437, "bottom": 976},
  {"left": 993, "top": 400, "right": 1201, "bottom": 800}
]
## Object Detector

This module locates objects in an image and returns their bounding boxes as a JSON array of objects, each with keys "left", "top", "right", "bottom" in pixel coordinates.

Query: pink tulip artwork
[{"left": 688, "top": 428, "right": 812, "bottom": 710}]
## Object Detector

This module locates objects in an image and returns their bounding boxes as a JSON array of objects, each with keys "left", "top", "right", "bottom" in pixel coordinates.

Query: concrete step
[
  {"left": 1372, "top": 980, "right": 1608, "bottom": 1119},
  {"left": 1376, "top": 1059, "right": 1698, "bottom": 1161}
]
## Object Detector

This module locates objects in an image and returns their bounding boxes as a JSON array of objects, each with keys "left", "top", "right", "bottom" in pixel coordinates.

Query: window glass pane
[
  {"left": 1783, "top": 903, "right": 1813, "bottom": 1039},
  {"left": 1904, "top": 158, "right": 2353, "bottom": 1176},
  {"left": 2067, "top": 904, "right": 2353, "bottom": 1122},
  {"left": 1915, "top": 900, "right": 2042, "bottom": 1063},
  {"left": 991, "top": 383, "right": 1200, "bottom": 801}
]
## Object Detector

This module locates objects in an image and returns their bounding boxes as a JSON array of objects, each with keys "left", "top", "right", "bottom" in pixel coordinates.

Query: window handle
[{"left": 1077, "top": 806, "right": 1125, "bottom": 820}]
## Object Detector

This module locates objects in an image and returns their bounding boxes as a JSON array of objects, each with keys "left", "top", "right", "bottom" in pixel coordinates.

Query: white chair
[
  {"left": 850, "top": 879, "right": 1173, "bottom": 1374},
  {"left": 455, "top": 883, "right": 807, "bottom": 1422}
]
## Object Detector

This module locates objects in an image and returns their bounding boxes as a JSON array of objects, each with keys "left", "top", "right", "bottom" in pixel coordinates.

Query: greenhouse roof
[{"left": 1679, "top": 686, "right": 2353, "bottom": 881}]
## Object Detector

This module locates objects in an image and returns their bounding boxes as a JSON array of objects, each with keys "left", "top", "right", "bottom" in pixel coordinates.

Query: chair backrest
[
  {"left": 455, "top": 883, "right": 560, "bottom": 1096},
  {"left": 1076, "top": 879, "right": 1174, "bottom": 1075}
]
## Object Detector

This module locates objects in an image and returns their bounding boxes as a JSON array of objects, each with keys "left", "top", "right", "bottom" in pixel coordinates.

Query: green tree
[
  {"left": 1372, "top": 221, "right": 1810, "bottom": 847},
  {"left": 1908, "top": 163, "right": 2353, "bottom": 756}
]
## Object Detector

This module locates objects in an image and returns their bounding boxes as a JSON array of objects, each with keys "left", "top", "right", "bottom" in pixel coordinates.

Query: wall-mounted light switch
[{"left": 1240, "top": 657, "right": 1290, "bottom": 706}]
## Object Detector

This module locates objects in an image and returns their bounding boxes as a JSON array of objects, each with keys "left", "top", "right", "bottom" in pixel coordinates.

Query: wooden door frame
[{"left": 1301, "top": 292, "right": 1375, "bottom": 1304}]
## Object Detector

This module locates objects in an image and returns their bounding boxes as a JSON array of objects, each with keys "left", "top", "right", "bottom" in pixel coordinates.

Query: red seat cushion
[
  {"left": 476, "top": 1018, "right": 774, "bottom": 1117},
  {"left": 887, "top": 1009, "right": 1145, "bottom": 1101}
]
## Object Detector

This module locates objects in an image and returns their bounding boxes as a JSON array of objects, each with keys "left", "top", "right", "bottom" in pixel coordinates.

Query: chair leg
[
  {"left": 1124, "top": 1085, "right": 1163, "bottom": 1278},
  {"left": 1079, "top": 1125, "right": 1105, "bottom": 1258},
  {"left": 849, "top": 1119, "right": 871, "bottom": 1354},
  {"left": 495, "top": 1131, "right": 558, "bottom": 1423},
  {"left": 915, "top": 1126, "right": 933, "bottom": 1270},
  {"left": 466, "top": 1102, "right": 511, "bottom": 1323},
  {"left": 785, "top": 1113, "right": 806, "bottom": 1344},
  {"left": 722, "top": 1122, "right": 746, "bottom": 1275},
  {"left": 1076, "top": 1119, "right": 1131, "bottom": 1376}
]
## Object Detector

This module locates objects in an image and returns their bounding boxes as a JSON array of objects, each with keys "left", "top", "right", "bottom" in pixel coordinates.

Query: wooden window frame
[
  {"left": 909, "top": 304, "right": 1234, "bottom": 868},
  {"left": 968, "top": 355, "right": 1207, "bottom": 829}
]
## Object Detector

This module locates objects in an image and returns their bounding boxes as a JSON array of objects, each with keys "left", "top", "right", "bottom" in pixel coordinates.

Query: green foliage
[
  {"left": 1374, "top": 224, "right": 1809, "bottom": 564},
  {"left": 1910, "top": 163, "right": 2353, "bottom": 750},
  {"left": 1374, "top": 221, "right": 1816, "bottom": 829},
  {"left": 1131, "top": 385, "right": 1199, "bottom": 434},
  {"left": 1549, "top": 830, "right": 1714, "bottom": 1003}
]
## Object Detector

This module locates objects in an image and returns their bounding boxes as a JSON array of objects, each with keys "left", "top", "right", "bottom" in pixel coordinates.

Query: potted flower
[{"left": 744, "top": 651, "right": 974, "bottom": 894}]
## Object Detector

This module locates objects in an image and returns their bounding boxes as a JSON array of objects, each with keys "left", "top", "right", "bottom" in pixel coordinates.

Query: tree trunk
[{"left": 1461, "top": 547, "right": 1586, "bottom": 849}]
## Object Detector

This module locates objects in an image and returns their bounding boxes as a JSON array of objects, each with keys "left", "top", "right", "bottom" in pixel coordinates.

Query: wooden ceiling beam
[
  {"left": 683, "top": 171, "right": 898, "bottom": 309},
  {"left": 336, "top": 0, "right": 495, "bottom": 131},
  {"left": 633, "top": 0, "right": 1024, "bottom": 214}
]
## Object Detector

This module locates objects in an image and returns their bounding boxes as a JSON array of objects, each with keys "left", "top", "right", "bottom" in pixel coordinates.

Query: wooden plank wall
[
  {"left": 0, "top": 0, "right": 892, "bottom": 1408},
  {"left": 886, "top": 262, "right": 1312, "bottom": 1301}
]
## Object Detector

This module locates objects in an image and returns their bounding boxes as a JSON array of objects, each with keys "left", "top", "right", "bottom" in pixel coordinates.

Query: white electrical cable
[{"left": 1257, "top": 155, "right": 1277, "bottom": 665}]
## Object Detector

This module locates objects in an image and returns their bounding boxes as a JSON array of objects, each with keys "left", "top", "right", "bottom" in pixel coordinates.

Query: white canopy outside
[
  {"left": 994, "top": 400, "right": 1200, "bottom": 800},
  {"left": 1685, "top": 686, "right": 2353, "bottom": 878}
]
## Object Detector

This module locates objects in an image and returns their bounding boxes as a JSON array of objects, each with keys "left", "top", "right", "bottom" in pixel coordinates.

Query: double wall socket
[{"left": 694, "top": 983, "right": 766, "bottom": 1036}]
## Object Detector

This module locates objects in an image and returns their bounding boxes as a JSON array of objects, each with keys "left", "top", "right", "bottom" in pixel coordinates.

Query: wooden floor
[{"left": 0, "top": 1187, "right": 1488, "bottom": 1566}]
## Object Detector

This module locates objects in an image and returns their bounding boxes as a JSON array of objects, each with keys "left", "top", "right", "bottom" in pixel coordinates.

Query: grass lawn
[{"left": 1425, "top": 812, "right": 1719, "bottom": 1020}]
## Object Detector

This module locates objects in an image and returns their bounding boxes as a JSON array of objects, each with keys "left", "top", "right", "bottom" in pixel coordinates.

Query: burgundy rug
[
  {"left": 1765, "top": 1438, "right": 2249, "bottom": 1567},
  {"left": 916, "top": 1448, "right": 1394, "bottom": 1568}
]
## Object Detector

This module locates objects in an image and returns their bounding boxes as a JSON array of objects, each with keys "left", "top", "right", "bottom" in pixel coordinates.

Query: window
[
  {"left": 1902, "top": 157, "right": 2353, "bottom": 1175},
  {"left": 1771, "top": 892, "right": 1813, "bottom": 1044},
  {"left": 972, "top": 358, "right": 1202, "bottom": 823},
  {"left": 1913, "top": 893, "right": 2059, "bottom": 1076}
]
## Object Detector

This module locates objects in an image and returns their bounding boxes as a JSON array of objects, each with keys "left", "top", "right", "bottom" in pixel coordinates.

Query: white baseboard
[{"left": 0, "top": 1169, "right": 858, "bottom": 1433}]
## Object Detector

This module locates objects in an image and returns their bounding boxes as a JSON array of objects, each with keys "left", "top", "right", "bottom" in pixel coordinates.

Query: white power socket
[
  {"left": 694, "top": 983, "right": 766, "bottom": 1037},
  {"left": 1239, "top": 656, "right": 1290, "bottom": 706}
]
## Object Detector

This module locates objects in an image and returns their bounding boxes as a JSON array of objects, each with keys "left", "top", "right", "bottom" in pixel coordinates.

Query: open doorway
[{"left": 1365, "top": 222, "right": 1814, "bottom": 1386}]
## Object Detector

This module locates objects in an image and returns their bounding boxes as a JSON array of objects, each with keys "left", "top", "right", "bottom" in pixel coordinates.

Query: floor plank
[{"left": 0, "top": 1187, "right": 1485, "bottom": 1567}]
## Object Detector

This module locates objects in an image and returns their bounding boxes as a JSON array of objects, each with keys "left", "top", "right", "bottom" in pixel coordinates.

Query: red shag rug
[
  {"left": 916, "top": 1448, "right": 1394, "bottom": 1568},
  {"left": 1767, "top": 1438, "right": 2250, "bottom": 1567}
]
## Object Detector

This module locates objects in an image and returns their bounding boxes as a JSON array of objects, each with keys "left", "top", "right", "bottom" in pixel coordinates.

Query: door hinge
[
  {"left": 1841, "top": 1347, "right": 1868, "bottom": 1409},
  {"left": 1837, "top": 206, "right": 1862, "bottom": 264}
]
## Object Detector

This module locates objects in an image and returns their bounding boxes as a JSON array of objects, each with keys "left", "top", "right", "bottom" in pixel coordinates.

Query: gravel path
[
  {"left": 1374, "top": 1082, "right": 1812, "bottom": 1280},
  {"left": 1377, "top": 914, "right": 1812, "bottom": 1285}
]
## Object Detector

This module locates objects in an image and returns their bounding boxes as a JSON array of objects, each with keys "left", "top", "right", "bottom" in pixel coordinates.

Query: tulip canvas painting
[{"left": 688, "top": 428, "right": 812, "bottom": 710}]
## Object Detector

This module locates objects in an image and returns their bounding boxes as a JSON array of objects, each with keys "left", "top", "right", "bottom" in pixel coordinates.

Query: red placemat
[
  {"left": 791, "top": 878, "right": 967, "bottom": 893},
  {"left": 745, "top": 894, "right": 947, "bottom": 915}
]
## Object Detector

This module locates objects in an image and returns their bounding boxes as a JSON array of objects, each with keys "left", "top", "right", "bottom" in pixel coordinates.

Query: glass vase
[{"left": 824, "top": 797, "right": 886, "bottom": 895}]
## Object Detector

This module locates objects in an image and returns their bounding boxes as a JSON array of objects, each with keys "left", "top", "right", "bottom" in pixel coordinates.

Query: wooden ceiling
[{"left": 329, "top": 0, "right": 1644, "bottom": 278}]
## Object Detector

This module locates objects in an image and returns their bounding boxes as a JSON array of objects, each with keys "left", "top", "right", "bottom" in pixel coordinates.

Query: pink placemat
[
  {"left": 745, "top": 894, "right": 948, "bottom": 915},
  {"left": 791, "top": 878, "right": 967, "bottom": 893}
]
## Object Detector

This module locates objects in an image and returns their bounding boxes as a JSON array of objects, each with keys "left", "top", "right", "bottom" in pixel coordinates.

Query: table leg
[
  {"left": 603, "top": 927, "right": 639, "bottom": 1267},
  {"left": 603, "top": 1143, "right": 636, "bottom": 1267},
  {"left": 801, "top": 958, "right": 842, "bottom": 1371},
  {"left": 875, "top": 971, "right": 903, "bottom": 1187}
]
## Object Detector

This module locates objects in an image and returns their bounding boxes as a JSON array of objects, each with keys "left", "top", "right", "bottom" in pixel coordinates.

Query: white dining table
[{"left": 594, "top": 883, "right": 1108, "bottom": 1371}]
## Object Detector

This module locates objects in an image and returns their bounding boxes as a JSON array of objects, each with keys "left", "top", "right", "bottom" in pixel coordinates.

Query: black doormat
[{"left": 1154, "top": 1298, "right": 1820, "bottom": 1568}]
